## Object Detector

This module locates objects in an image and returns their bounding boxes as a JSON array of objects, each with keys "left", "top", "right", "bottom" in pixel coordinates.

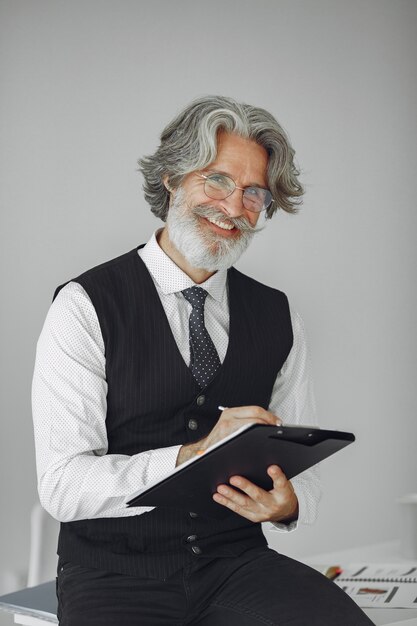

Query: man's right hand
[{"left": 176, "top": 405, "right": 282, "bottom": 466}]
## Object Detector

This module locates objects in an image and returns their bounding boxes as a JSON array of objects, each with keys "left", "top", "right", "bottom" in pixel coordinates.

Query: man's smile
[
  {"left": 206, "top": 215, "right": 235, "bottom": 230},
  {"left": 202, "top": 215, "right": 240, "bottom": 237}
]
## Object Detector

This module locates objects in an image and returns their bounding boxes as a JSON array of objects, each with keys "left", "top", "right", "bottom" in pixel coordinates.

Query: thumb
[{"left": 268, "top": 465, "right": 288, "bottom": 489}]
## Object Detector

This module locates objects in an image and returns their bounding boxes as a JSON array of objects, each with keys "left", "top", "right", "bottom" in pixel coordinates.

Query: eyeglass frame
[{"left": 196, "top": 171, "right": 274, "bottom": 213}]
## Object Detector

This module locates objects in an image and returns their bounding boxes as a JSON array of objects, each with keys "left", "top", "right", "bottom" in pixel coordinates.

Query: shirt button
[
  {"left": 188, "top": 418, "right": 198, "bottom": 431},
  {"left": 191, "top": 546, "right": 202, "bottom": 555},
  {"left": 196, "top": 395, "right": 205, "bottom": 406},
  {"left": 186, "top": 534, "right": 198, "bottom": 543},
  {"left": 189, "top": 512, "right": 199, "bottom": 519}
]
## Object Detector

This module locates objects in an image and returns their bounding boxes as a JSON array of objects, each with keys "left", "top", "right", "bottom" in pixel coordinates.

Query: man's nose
[{"left": 220, "top": 188, "right": 245, "bottom": 218}]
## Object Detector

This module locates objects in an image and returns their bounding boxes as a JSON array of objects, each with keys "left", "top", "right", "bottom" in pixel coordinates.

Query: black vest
[{"left": 53, "top": 245, "right": 293, "bottom": 579}]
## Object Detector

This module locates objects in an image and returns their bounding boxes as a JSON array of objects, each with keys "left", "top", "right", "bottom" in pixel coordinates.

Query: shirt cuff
[
  {"left": 269, "top": 518, "right": 298, "bottom": 533},
  {"left": 145, "top": 445, "right": 182, "bottom": 485}
]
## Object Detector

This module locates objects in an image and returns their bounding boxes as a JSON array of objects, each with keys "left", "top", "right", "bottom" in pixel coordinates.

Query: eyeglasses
[{"left": 196, "top": 171, "right": 273, "bottom": 213}]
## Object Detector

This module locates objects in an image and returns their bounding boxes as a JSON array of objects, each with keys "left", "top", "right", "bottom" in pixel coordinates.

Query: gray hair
[{"left": 138, "top": 95, "right": 304, "bottom": 220}]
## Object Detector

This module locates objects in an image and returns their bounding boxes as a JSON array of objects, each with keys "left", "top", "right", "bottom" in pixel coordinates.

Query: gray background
[{"left": 1, "top": 0, "right": 416, "bottom": 620}]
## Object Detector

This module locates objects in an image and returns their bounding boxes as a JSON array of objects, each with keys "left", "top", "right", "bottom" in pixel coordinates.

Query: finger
[
  {"left": 216, "top": 483, "right": 251, "bottom": 508},
  {"left": 212, "top": 490, "right": 257, "bottom": 522},
  {"left": 224, "top": 406, "right": 281, "bottom": 425},
  {"left": 228, "top": 475, "right": 270, "bottom": 505},
  {"left": 267, "top": 465, "right": 288, "bottom": 489}
]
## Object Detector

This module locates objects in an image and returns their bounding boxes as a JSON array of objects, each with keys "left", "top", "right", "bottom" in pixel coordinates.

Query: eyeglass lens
[{"left": 204, "top": 174, "right": 272, "bottom": 212}]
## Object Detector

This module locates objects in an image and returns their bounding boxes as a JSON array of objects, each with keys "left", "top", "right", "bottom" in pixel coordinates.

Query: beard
[{"left": 166, "top": 187, "right": 265, "bottom": 272}]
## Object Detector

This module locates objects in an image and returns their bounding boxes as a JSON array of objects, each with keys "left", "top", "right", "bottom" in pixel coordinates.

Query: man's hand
[
  {"left": 176, "top": 405, "right": 281, "bottom": 466},
  {"left": 176, "top": 406, "right": 297, "bottom": 523},
  {"left": 213, "top": 464, "right": 299, "bottom": 524}
]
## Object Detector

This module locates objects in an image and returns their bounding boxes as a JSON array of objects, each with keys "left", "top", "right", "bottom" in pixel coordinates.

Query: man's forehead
[{"left": 207, "top": 131, "right": 269, "bottom": 186}]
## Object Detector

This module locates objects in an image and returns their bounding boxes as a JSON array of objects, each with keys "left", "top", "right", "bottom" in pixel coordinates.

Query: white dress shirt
[{"left": 32, "top": 230, "right": 321, "bottom": 531}]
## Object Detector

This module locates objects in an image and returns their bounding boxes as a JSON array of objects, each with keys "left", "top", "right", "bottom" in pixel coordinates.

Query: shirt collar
[{"left": 138, "top": 229, "right": 228, "bottom": 303}]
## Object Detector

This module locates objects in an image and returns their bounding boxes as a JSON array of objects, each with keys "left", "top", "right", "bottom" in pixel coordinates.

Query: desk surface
[
  {"left": 0, "top": 582, "right": 57, "bottom": 624},
  {"left": 302, "top": 540, "right": 417, "bottom": 626}
]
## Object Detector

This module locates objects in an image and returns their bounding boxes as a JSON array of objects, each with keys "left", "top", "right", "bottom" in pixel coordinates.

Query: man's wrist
[
  {"left": 275, "top": 497, "right": 299, "bottom": 524},
  {"left": 176, "top": 441, "right": 205, "bottom": 466}
]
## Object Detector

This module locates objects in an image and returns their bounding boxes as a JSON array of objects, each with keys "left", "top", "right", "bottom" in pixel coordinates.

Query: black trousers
[{"left": 56, "top": 547, "right": 375, "bottom": 625}]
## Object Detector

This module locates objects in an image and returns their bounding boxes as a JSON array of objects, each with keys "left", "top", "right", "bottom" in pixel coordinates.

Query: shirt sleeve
[
  {"left": 267, "top": 308, "right": 322, "bottom": 533},
  {"left": 31, "top": 281, "right": 181, "bottom": 523}
]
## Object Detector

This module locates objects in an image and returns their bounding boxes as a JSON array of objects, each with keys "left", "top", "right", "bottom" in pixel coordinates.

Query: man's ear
[{"left": 163, "top": 176, "right": 172, "bottom": 192}]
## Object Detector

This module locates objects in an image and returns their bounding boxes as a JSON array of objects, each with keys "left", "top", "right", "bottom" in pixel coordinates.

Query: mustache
[{"left": 192, "top": 205, "right": 265, "bottom": 233}]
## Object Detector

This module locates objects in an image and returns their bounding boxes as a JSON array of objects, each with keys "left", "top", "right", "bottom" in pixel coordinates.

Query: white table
[
  {"left": 0, "top": 581, "right": 56, "bottom": 625},
  {"left": 301, "top": 539, "right": 417, "bottom": 626},
  {"left": 14, "top": 618, "right": 55, "bottom": 626}
]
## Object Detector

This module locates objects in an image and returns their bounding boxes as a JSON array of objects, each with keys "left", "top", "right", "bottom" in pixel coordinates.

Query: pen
[
  {"left": 218, "top": 405, "right": 283, "bottom": 425},
  {"left": 197, "top": 406, "right": 227, "bottom": 456}
]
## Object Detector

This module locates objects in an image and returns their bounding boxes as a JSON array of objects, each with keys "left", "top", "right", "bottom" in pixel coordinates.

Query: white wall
[{"left": 1, "top": 0, "right": 416, "bottom": 615}]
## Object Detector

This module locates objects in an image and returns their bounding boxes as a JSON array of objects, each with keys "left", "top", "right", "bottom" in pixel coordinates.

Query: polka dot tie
[{"left": 182, "top": 286, "right": 221, "bottom": 388}]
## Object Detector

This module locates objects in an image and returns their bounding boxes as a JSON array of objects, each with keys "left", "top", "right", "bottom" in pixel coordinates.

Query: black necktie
[{"left": 182, "top": 286, "right": 221, "bottom": 388}]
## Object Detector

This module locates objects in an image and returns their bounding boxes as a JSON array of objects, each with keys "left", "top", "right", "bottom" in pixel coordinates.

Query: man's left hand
[{"left": 212, "top": 465, "right": 299, "bottom": 524}]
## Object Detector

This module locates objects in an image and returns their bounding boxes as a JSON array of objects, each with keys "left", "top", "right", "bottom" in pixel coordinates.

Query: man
[{"left": 32, "top": 96, "right": 373, "bottom": 625}]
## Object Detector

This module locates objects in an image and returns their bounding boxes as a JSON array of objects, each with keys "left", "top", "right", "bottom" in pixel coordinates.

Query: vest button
[
  {"left": 186, "top": 534, "right": 198, "bottom": 543},
  {"left": 196, "top": 395, "right": 205, "bottom": 406},
  {"left": 189, "top": 511, "right": 199, "bottom": 519},
  {"left": 188, "top": 418, "right": 198, "bottom": 431},
  {"left": 191, "top": 545, "right": 202, "bottom": 555}
]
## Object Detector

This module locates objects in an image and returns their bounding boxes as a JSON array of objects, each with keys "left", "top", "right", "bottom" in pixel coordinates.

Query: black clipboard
[{"left": 126, "top": 424, "right": 355, "bottom": 518}]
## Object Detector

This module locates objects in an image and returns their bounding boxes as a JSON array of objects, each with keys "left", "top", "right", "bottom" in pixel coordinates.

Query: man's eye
[
  {"left": 209, "top": 174, "right": 227, "bottom": 185},
  {"left": 246, "top": 187, "right": 262, "bottom": 197}
]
